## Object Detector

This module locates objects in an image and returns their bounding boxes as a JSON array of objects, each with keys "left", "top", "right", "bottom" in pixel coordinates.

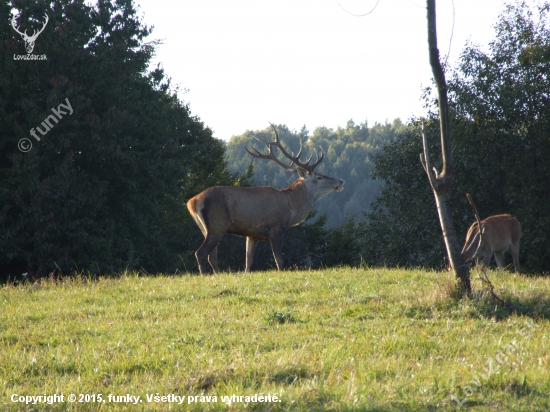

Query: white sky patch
[{"left": 134, "top": 0, "right": 504, "bottom": 140}]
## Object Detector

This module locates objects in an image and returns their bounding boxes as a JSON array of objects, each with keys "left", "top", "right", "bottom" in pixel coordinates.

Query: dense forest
[{"left": 1, "top": 0, "right": 549, "bottom": 278}]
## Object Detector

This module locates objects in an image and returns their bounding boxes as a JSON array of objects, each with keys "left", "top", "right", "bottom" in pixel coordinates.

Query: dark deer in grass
[{"left": 187, "top": 123, "right": 344, "bottom": 274}]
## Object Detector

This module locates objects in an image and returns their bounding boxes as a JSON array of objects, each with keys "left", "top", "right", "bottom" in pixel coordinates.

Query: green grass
[{"left": 0, "top": 268, "right": 549, "bottom": 411}]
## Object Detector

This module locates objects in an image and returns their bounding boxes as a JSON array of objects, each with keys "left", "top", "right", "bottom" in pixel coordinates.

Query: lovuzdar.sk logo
[{"left": 12, "top": 12, "right": 48, "bottom": 60}]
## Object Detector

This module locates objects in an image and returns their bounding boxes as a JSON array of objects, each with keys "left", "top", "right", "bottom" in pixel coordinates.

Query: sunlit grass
[{"left": 0, "top": 268, "right": 549, "bottom": 411}]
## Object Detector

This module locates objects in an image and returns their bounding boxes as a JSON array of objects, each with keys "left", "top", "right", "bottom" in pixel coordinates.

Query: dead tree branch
[{"left": 423, "top": 0, "right": 471, "bottom": 294}]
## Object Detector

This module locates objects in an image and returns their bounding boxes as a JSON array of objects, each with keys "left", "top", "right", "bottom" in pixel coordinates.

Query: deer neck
[{"left": 283, "top": 178, "right": 316, "bottom": 226}]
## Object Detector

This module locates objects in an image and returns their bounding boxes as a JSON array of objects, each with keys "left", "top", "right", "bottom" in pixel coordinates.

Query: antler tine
[
  {"left": 249, "top": 131, "right": 266, "bottom": 144},
  {"left": 268, "top": 122, "right": 279, "bottom": 142},
  {"left": 302, "top": 153, "right": 313, "bottom": 166},
  {"left": 243, "top": 146, "right": 264, "bottom": 158},
  {"left": 244, "top": 131, "right": 296, "bottom": 173},
  {"left": 295, "top": 146, "right": 324, "bottom": 171},
  {"left": 308, "top": 147, "right": 324, "bottom": 170},
  {"left": 245, "top": 123, "right": 325, "bottom": 173},
  {"left": 248, "top": 132, "right": 272, "bottom": 153},
  {"left": 294, "top": 141, "right": 304, "bottom": 161},
  {"left": 266, "top": 122, "right": 325, "bottom": 173},
  {"left": 267, "top": 122, "right": 301, "bottom": 161}
]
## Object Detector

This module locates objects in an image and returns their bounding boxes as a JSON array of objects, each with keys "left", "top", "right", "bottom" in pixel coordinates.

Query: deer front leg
[
  {"left": 511, "top": 242, "right": 521, "bottom": 273},
  {"left": 269, "top": 232, "right": 285, "bottom": 271},
  {"left": 493, "top": 251, "right": 506, "bottom": 270},
  {"left": 245, "top": 237, "right": 260, "bottom": 272},
  {"left": 479, "top": 252, "right": 492, "bottom": 269}
]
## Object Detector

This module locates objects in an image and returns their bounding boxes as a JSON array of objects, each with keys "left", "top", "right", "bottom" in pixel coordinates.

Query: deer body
[
  {"left": 461, "top": 214, "right": 521, "bottom": 273},
  {"left": 187, "top": 124, "right": 343, "bottom": 274}
]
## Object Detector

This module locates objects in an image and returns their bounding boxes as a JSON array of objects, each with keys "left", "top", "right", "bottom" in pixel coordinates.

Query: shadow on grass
[
  {"left": 270, "top": 367, "right": 310, "bottom": 385},
  {"left": 406, "top": 271, "right": 550, "bottom": 322},
  {"left": 469, "top": 289, "right": 550, "bottom": 321},
  {"left": 431, "top": 269, "right": 550, "bottom": 322}
]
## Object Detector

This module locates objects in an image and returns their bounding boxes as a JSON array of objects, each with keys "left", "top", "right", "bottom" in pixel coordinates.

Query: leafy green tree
[
  {"left": 0, "top": 0, "right": 239, "bottom": 278},
  {"left": 362, "top": 122, "right": 445, "bottom": 268},
  {"left": 448, "top": 0, "right": 550, "bottom": 272}
]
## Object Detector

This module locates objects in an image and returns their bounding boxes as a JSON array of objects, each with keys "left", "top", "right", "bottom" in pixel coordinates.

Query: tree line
[
  {"left": 224, "top": 119, "right": 405, "bottom": 227},
  {"left": 1, "top": 0, "right": 548, "bottom": 279}
]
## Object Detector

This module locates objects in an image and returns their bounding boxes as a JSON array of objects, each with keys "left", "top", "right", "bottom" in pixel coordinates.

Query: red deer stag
[
  {"left": 187, "top": 124, "right": 344, "bottom": 274},
  {"left": 461, "top": 214, "right": 521, "bottom": 273}
]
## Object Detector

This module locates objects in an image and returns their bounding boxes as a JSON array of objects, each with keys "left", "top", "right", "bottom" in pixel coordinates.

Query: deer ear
[{"left": 297, "top": 167, "right": 308, "bottom": 178}]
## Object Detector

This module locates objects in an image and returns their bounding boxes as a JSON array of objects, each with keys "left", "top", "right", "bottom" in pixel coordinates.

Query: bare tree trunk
[{"left": 421, "top": 0, "right": 471, "bottom": 295}]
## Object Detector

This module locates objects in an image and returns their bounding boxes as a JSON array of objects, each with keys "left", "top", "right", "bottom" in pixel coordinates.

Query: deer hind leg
[
  {"left": 194, "top": 198, "right": 231, "bottom": 275},
  {"left": 268, "top": 232, "right": 285, "bottom": 271},
  {"left": 510, "top": 241, "right": 520, "bottom": 273},
  {"left": 208, "top": 246, "right": 220, "bottom": 273},
  {"left": 196, "top": 234, "right": 224, "bottom": 275},
  {"left": 493, "top": 251, "right": 506, "bottom": 270},
  {"left": 245, "top": 237, "right": 260, "bottom": 273}
]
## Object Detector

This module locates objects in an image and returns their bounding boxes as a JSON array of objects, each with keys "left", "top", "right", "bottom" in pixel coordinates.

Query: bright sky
[{"left": 134, "top": 0, "right": 505, "bottom": 141}]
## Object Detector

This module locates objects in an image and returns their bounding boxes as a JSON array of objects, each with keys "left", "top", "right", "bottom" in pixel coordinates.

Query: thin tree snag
[
  {"left": 427, "top": 4, "right": 453, "bottom": 187},
  {"left": 464, "top": 193, "right": 485, "bottom": 265},
  {"left": 420, "top": 121, "right": 438, "bottom": 188},
  {"left": 424, "top": 0, "right": 471, "bottom": 294}
]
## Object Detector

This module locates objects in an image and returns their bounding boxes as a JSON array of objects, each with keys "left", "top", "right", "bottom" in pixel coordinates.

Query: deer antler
[{"left": 245, "top": 123, "right": 324, "bottom": 173}]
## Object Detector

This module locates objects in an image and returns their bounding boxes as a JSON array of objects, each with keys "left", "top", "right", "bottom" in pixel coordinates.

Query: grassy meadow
[{"left": 0, "top": 267, "right": 549, "bottom": 411}]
